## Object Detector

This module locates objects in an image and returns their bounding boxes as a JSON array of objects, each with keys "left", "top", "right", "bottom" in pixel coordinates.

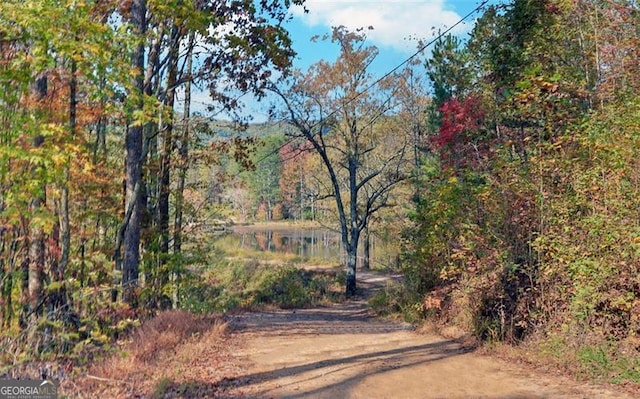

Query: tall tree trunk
[
  {"left": 267, "top": 199, "right": 272, "bottom": 221},
  {"left": 362, "top": 225, "right": 370, "bottom": 270},
  {"left": 1, "top": 237, "right": 18, "bottom": 328},
  {"left": 144, "top": 24, "right": 164, "bottom": 243},
  {"left": 92, "top": 78, "right": 108, "bottom": 253},
  {"left": 152, "top": 25, "right": 180, "bottom": 310},
  {"left": 51, "top": 58, "right": 76, "bottom": 321},
  {"left": 28, "top": 197, "right": 45, "bottom": 324},
  {"left": 24, "top": 74, "right": 48, "bottom": 325},
  {"left": 174, "top": 33, "right": 195, "bottom": 255},
  {"left": 345, "top": 237, "right": 358, "bottom": 298},
  {"left": 142, "top": 28, "right": 163, "bottom": 290},
  {"left": 299, "top": 168, "right": 304, "bottom": 221},
  {"left": 122, "top": 0, "right": 147, "bottom": 306},
  {"left": 158, "top": 25, "right": 180, "bottom": 259},
  {"left": 346, "top": 155, "right": 359, "bottom": 297},
  {"left": 60, "top": 59, "right": 75, "bottom": 278},
  {"left": 141, "top": 24, "right": 168, "bottom": 295},
  {"left": 19, "top": 255, "right": 29, "bottom": 329}
]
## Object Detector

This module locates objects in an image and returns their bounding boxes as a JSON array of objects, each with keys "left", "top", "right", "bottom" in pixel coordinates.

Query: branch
[
  {"left": 270, "top": 83, "right": 350, "bottom": 243},
  {"left": 355, "top": 169, "right": 381, "bottom": 192}
]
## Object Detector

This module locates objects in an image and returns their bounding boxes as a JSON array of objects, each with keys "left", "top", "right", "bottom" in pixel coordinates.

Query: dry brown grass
[
  {"left": 61, "top": 310, "right": 232, "bottom": 398},
  {"left": 130, "top": 310, "right": 222, "bottom": 364}
]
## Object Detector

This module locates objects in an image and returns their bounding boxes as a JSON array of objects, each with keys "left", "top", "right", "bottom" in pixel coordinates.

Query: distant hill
[
  {"left": 210, "top": 120, "right": 287, "bottom": 139},
  {"left": 182, "top": 117, "right": 291, "bottom": 147},
  {"left": 188, "top": 118, "right": 289, "bottom": 144}
]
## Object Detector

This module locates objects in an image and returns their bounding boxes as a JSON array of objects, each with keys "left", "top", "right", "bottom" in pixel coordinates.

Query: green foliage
[
  {"left": 398, "top": 0, "right": 640, "bottom": 385},
  {"left": 369, "top": 281, "right": 423, "bottom": 323},
  {"left": 152, "top": 378, "right": 173, "bottom": 399},
  {"left": 399, "top": 95, "right": 640, "bottom": 376},
  {"left": 403, "top": 165, "right": 492, "bottom": 294},
  {"left": 242, "top": 134, "right": 286, "bottom": 220},
  {"left": 426, "top": 34, "right": 471, "bottom": 109},
  {"left": 575, "top": 342, "right": 640, "bottom": 384},
  {"left": 530, "top": 99, "right": 640, "bottom": 340},
  {"left": 255, "top": 266, "right": 312, "bottom": 309},
  {"left": 179, "top": 258, "right": 340, "bottom": 314}
]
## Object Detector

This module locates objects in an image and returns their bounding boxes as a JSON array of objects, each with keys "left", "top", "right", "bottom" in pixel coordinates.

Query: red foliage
[{"left": 433, "top": 95, "right": 484, "bottom": 149}]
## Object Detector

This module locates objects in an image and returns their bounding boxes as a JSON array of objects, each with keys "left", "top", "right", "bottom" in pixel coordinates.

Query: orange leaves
[{"left": 278, "top": 140, "right": 316, "bottom": 219}]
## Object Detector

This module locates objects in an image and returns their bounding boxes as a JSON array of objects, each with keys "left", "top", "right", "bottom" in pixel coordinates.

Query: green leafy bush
[{"left": 177, "top": 258, "right": 340, "bottom": 313}]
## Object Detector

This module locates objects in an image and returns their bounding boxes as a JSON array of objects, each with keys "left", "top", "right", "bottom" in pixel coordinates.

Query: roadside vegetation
[
  {"left": 62, "top": 310, "right": 230, "bottom": 398},
  {"left": 180, "top": 252, "right": 345, "bottom": 314},
  {"left": 370, "top": 0, "right": 640, "bottom": 389}
]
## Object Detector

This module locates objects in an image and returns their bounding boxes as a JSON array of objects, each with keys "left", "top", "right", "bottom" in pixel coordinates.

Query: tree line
[
  {"left": 0, "top": 0, "right": 304, "bottom": 356},
  {"left": 400, "top": 0, "right": 640, "bottom": 381}
]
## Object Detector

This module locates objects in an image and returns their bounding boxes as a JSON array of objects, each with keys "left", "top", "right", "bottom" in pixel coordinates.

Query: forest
[{"left": 1, "top": 0, "right": 639, "bottom": 391}]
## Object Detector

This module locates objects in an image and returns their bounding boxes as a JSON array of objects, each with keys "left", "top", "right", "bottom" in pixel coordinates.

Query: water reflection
[
  {"left": 221, "top": 226, "right": 398, "bottom": 268},
  {"left": 233, "top": 228, "right": 343, "bottom": 261}
]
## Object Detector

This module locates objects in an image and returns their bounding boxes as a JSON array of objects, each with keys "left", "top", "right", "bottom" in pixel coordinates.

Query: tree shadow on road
[
  {"left": 219, "top": 339, "right": 469, "bottom": 398},
  {"left": 227, "top": 302, "right": 414, "bottom": 336}
]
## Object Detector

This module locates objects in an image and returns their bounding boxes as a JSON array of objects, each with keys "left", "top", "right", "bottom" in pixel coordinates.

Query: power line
[
  {"left": 252, "top": 0, "right": 489, "bottom": 166},
  {"left": 336, "top": 0, "right": 489, "bottom": 117}
]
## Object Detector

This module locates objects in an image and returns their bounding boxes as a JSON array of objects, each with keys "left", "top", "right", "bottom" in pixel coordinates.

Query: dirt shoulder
[{"left": 221, "top": 271, "right": 636, "bottom": 399}]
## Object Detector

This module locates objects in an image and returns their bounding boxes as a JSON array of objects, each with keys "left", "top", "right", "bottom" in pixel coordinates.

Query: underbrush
[
  {"left": 127, "top": 310, "right": 221, "bottom": 363},
  {"left": 180, "top": 259, "right": 343, "bottom": 313},
  {"left": 529, "top": 327, "right": 640, "bottom": 386},
  {"left": 60, "top": 310, "right": 228, "bottom": 398},
  {"left": 369, "top": 281, "right": 422, "bottom": 323},
  {"left": 0, "top": 309, "right": 227, "bottom": 397},
  {"left": 371, "top": 276, "right": 640, "bottom": 391},
  {"left": 0, "top": 291, "right": 140, "bottom": 379},
  {"left": 0, "top": 258, "right": 342, "bottom": 390}
]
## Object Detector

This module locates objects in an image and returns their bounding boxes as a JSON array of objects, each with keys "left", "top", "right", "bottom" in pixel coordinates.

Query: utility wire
[
  {"left": 252, "top": 0, "right": 489, "bottom": 166},
  {"left": 333, "top": 0, "right": 489, "bottom": 118}
]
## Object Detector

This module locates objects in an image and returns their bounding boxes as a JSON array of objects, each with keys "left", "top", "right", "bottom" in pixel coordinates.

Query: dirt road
[{"left": 223, "top": 272, "right": 635, "bottom": 399}]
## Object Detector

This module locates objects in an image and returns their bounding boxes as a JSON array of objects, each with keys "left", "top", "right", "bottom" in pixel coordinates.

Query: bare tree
[{"left": 272, "top": 26, "right": 413, "bottom": 297}]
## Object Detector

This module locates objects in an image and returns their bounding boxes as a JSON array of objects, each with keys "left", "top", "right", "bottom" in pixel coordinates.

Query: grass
[
  {"left": 576, "top": 342, "right": 640, "bottom": 384},
  {"left": 180, "top": 258, "right": 344, "bottom": 313},
  {"left": 60, "top": 310, "right": 229, "bottom": 398},
  {"left": 212, "top": 233, "right": 338, "bottom": 267}
]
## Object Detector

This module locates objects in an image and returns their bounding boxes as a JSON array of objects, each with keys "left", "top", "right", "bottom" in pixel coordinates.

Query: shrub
[{"left": 180, "top": 258, "right": 340, "bottom": 313}]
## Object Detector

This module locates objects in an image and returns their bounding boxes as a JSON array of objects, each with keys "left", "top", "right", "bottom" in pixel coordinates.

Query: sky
[
  {"left": 189, "top": 0, "right": 500, "bottom": 121},
  {"left": 287, "top": 0, "right": 491, "bottom": 75}
]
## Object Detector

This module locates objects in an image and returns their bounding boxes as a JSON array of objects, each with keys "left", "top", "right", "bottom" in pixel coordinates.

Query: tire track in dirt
[{"left": 222, "top": 271, "right": 635, "bottom": 399}]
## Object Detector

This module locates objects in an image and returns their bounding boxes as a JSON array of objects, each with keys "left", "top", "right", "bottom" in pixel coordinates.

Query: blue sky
[
  {"left": 188, "top": 0, "right": 501, "bottom": 120},
  {"left": 286, "top": 0, "right": 494, "bottom": 76}
]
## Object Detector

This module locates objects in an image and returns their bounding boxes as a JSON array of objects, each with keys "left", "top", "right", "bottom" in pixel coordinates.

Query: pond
[{"left": 221, "top": 225, "right": 399, "bottom": 268}]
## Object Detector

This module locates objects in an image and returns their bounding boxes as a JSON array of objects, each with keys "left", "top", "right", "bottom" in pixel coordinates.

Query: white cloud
[{"left": 292, "top": 1, "right": 465, "bottom": 53}]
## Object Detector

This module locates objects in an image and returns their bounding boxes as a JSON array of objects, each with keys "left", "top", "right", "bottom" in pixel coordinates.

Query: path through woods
[
  {"left": 68, "top": 271, "right": 637, "bottom": 398},
  {"left": 219, "top": 272, "right": 635, "bottom": 399}
]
